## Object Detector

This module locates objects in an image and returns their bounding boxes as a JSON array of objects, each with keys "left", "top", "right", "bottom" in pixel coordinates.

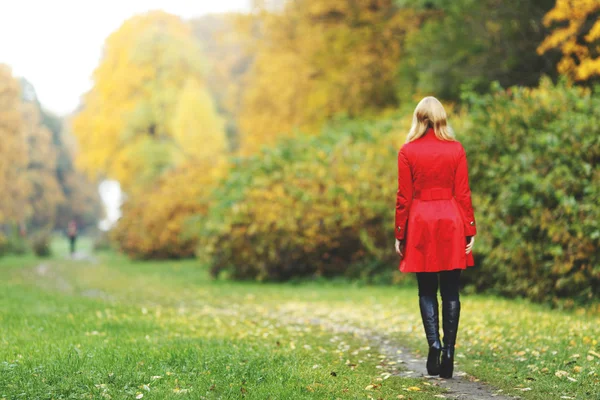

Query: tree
[
  {"left": 21, "top": 101, "right": 64, "bottom": 231},
  {"left": 55, "top": 115, "right": 103, "bottom": 231},
  {"left": 171, "top": 79, "right": 228, "bottom": 163},
  {"left": 72, "top": 11, "right": 227, "bottom": 193},
  {"left": 236, "top": 0, "right": 427, "bottom": 154},
  {"left": 0, "top": 65, "right": 29, "bottom": 226},
  {"left": 20, "top": 78, "right": 102, "bottom": 232},
  {"left": 537, "top": 0, "right": 600, "bottom": 82},
  {"left": 191, "top": 14, "right": 256, "bottom": 151},
  {"left": 397, "top": 0, "right": 558, "bottom": 101}
]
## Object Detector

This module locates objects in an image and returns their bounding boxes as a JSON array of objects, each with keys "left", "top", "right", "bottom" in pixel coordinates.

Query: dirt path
[{"left": 281, "top": 315, "right": 518, "bottom": 400}]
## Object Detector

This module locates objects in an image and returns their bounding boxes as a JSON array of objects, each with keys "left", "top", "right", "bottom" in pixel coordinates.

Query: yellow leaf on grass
[
  {"left": 589, "top": 350, "right": 600, "bottom": 359},
  {"left": 406, "top": 386, "right": 421, "bottom": 391}
]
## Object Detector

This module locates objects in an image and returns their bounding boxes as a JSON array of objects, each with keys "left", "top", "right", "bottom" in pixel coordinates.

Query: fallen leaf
[{"left": 589, "top": 350, "right": 600, "bottom": 359}]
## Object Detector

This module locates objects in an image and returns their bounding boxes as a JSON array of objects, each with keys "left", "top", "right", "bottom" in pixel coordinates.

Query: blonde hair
[{"left": 405, "top": 96, "right": 455, "bottom": 143}]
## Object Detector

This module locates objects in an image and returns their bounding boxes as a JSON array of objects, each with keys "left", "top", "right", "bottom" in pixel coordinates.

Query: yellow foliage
[
  {"left": 171, "top": 79, "right": 228, "bottom": 163},
  {"left": 72, "top": 11, "right": 227, "bottom": 193},
  {"left": 198, "top": 117, "right": 411, "bottom": 280},
  {"left": 538, "top": 0, "right": 600, "bottom": 81},
  {"left": 0, "top": 65, "right": 29, "bottom": 225},
  {"left": 111, "top": 159, "right": 228, "bottom": 259},
  {"left": 237, "top": 0, "right": 426, "bottom": 155}
]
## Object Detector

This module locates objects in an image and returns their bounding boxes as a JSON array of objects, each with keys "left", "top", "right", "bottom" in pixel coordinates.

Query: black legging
[{"left": 416, "top": 269, "right": 462, "bottom": 301}]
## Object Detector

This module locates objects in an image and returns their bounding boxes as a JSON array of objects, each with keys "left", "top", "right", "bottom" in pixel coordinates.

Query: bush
[
  {"left": 111, "top": 161, "right": 226, "bottom": 259},
  {"left": 31, "top": 232, "right": 52, "bottom": 257},
  {"left": 0, "top": 226, "right": 29, "bottom": 256},
  {"left": 197, "top": 117, "right": 408, "bottom": 281},
  {"left": 460, "top": 78, "right": 600, "bottom": 304}
]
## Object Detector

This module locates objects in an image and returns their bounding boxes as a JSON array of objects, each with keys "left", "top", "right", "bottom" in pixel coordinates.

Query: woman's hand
[
  {"left": 466, "top": 236, "right": 475, "bottom": 254},
  {"left": 395, "top": 239, "right": 404, "bottom": 258}
]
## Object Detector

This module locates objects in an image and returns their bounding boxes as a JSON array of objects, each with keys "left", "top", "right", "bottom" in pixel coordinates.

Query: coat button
[
  {"left": 470, "top": 221, "right": 475, "bottom": 225},
  {"left": 397, "top": 226, "right": 401, "bottom": 231}
]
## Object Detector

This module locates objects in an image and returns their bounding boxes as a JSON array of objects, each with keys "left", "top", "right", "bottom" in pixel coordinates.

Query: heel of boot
[
  {"left": 426, "top": 340, "right": 441, "bottom": 375},
  {"left": 439, "top": 347, "right": 454, "bottom": 378}
]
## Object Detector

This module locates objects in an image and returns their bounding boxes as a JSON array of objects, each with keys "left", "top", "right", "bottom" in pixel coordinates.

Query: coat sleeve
[
  {"left": 395, "top": 147, "right": 413, "bottom": 240},
  {"left": 454, "top": 145, "right": 477, "bottom": 236}
]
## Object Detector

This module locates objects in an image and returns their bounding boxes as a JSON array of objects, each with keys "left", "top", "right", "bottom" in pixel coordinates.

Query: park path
[
  {"left": 279, "top": 314, "right": 517, "bottom": 400},
  {"left": 32, "top": 257, "right": 518, "bottom": 400}
]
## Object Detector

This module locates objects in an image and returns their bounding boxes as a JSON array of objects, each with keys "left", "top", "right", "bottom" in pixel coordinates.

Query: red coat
[{"left": 395, "top": 128, "right": 477, "bottom": 273}]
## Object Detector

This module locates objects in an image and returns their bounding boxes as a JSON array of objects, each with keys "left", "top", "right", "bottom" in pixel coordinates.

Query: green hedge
[
  {"left": 460, "top": 78, "right": 600, "bottom": 304},
  {"left": 196, "top": 117, "right": 405, "bottom": 282},
  {"left": 196, "top": 78, "right": 599, "bottom": 305}
]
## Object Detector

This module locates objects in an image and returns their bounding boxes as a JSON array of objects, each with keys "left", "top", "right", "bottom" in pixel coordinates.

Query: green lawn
[{"left": 0, "top": 247, "right": 599, "bottom": 399}]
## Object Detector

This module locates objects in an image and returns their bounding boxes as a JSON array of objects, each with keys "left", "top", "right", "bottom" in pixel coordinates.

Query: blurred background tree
[
  {"left": 236, "top": 0, "right": 431, "bottom": 154},
  {"left": 191, "top": 13, "right": 256, "bottom": 152},
  {"left": 0, "top": 65, "right": 29, "bottom": 228},
  {"left": 0, "top": 67, "right": 102, "bottom": 255},
  {"left": 537, "top": 0, "right": 600, "bottom": 82},
  {"left": 72, "top": 11, "right": 227, "bottom": 194},
  {"left": 397, "top": 0, "right": 558, "bottom": 101}
]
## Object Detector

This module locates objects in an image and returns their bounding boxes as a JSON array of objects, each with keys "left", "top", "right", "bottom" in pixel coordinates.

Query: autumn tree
[
  {"left": 191, "top": 13, "right": 256, "bottom": 151},
  {"left": 0, "top": 65, "right": 29, "bottom": 227},
  {"left": 18, "top": 79, "right": 102, "bottom": 232},
  {"left": 237, "top": 0, "right": 428, "bottom": 154},
  {"left": 537, "top": 0, "right": 600, "bottom": 81},
  {"left": 54, "top": 116, "right": 103, "bottom": 231},
  {"left": 73, "top": 11, "right": 228, "bottom": 193},
  {"left": 20, "top": 100, "right": 64, "bottom": 231}
]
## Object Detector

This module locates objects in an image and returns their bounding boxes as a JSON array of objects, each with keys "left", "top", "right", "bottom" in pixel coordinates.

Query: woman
[{"left": 394, "top": 97, "right": 476, "bottom": 379}]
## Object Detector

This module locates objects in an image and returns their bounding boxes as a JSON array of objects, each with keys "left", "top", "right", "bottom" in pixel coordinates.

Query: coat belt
[{"left": 414, "top": 187, "right": 453, "bottom": 201}]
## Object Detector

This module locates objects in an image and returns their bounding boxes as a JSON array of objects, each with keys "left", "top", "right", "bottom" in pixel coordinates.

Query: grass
[{"left": 0, "top": 242, "right": 599, "bottom": 399}]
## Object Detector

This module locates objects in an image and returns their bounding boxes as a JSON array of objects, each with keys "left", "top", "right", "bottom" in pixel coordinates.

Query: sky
[{"left": 0, "top": 0, "right": 250, "bottom": 115}]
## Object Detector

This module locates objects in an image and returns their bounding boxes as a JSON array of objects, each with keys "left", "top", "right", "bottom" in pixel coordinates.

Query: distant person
[
  {"left": 394, "top": 97, "right": 477, "bottom": 379},
  {"left": 67, "top": 220, "right": 78, "bottom": 256}
]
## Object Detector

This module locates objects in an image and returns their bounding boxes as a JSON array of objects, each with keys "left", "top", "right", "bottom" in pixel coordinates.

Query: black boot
[
  {"left": 440, "top": 299, "right": 461, "bottom": 378},
  {"left": 419, "top": 296, "right": 441, "bottom": 376}
]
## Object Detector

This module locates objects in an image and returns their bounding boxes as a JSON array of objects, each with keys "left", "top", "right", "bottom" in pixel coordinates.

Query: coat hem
[{"left": 398, "top": 263, "right": 476, "bottom": 273}]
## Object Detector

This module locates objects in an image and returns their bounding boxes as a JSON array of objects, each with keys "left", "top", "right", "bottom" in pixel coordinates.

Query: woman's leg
[
  {"left": 439, "top": 269, "right": 462, "bottom": 378},
  {"left": 416, "top": 272, "right": 441, "bottom": 375},
  {"left": 416, "top": 272, "right": 438, "bottom": 297},
  {"left": 439, "top": 269, "right": 461, "bottom": 301}
]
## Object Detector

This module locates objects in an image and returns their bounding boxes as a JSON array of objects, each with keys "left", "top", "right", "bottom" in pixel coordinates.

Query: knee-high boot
[
  {"left": 419, "top": 296, "right": 441, "bottom": 375},
  {"left": 440, "top": 299, "right": 461, "bottom": 378}
]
